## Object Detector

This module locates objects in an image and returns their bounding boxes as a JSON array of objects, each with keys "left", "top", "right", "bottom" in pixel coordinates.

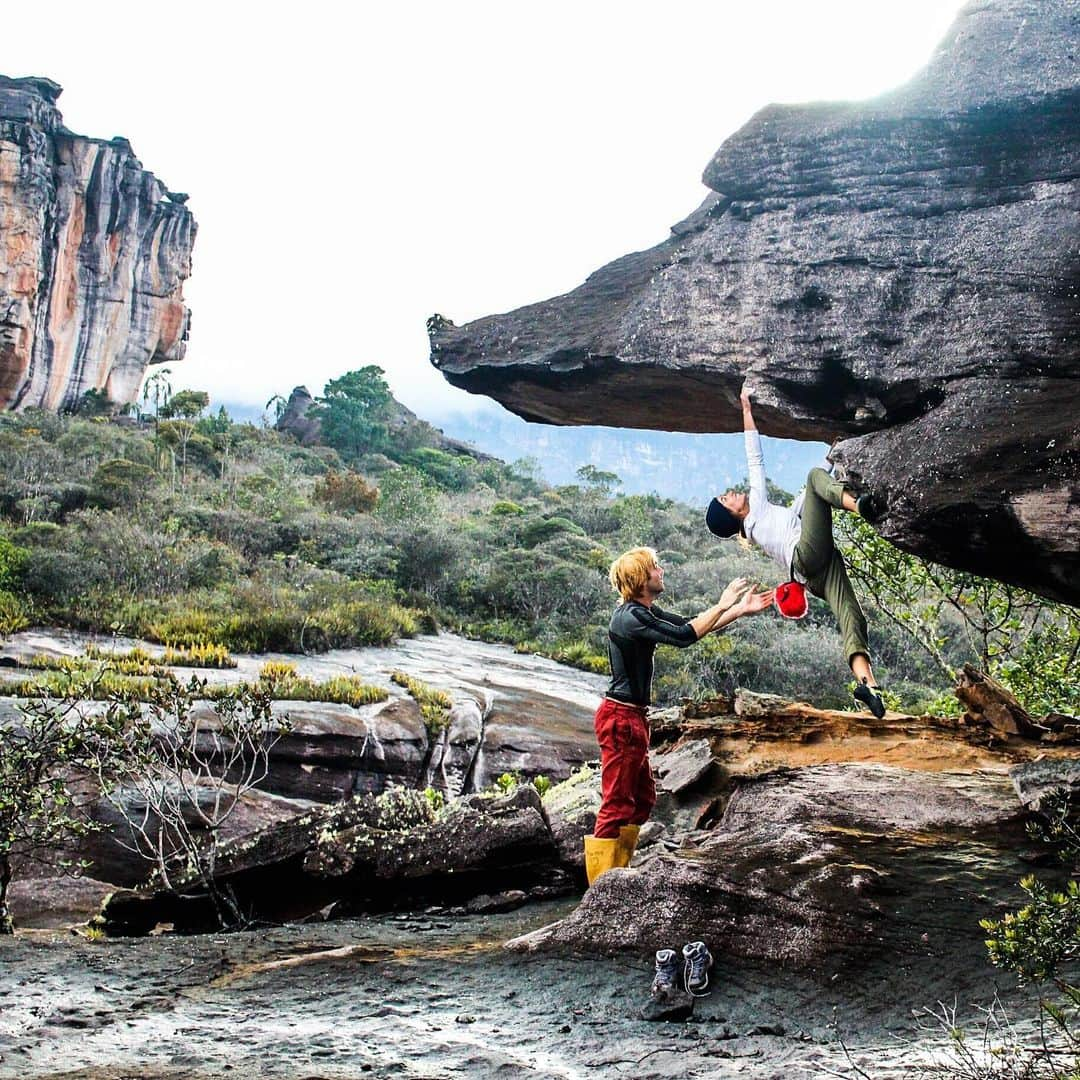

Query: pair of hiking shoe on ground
[{"left": 652, "top": 941, "right": 714, "bottom": 999}]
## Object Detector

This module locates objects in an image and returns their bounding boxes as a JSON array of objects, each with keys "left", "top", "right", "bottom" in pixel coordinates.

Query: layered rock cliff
[
  {"left": 0, "top": 75, "right": 195, "bottom": 411},
  {"left": 429, "top": 0, "right": 1080, "bottom": 606}
]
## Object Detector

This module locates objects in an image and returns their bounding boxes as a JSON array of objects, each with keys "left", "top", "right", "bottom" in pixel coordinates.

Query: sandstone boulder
[
  {"left": 98, "top": 784, "right": 561, "bottom": 935},
  {"left": 429, "top": 0, "right": 1080, "bottom": 605},
  {"left": 509, "top": 763, "right": 1035, "bottom": 968}
]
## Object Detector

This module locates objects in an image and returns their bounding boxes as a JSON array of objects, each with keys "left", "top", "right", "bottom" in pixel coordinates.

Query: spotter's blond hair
[{"left": 609, "top": 547, "right": 660, "bottom": 602}]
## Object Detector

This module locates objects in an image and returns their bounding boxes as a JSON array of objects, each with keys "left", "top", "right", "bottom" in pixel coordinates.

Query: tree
[
  {"left": 838, "top": 514, "right": 1078, "bottom": 714},
  {"left": 0, "top": 687, "right": 122, "bottom": 933},
  {"left": 265, "top": 394, "right": 288, "bottom": 425},
  {"left": 576, "top": 464, "right": 621, "bottom": 496},
  {"left": 160, "top": 389, "right": 210, "bottom": 420},
  {"left": 156, "top": 391, "right": 211, "bottom": 484},
  {"left": 91, "top": 676, "right": 288, "bottom": 929},
  {"left": 141, "top": 367, "right": 173, "bottom": 419},
  {"left": 73, "top": 388, "right": 113, "bottom": 417},
  {"left": 312, "top": 367, "right": 394, "bottom": 461}
]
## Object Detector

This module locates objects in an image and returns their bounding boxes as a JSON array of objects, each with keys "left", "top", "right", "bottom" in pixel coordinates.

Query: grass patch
[
  {"left": 0, "top": 665, "right": 387, "bottom": 709},
  {"left": 0, "top": 670, "right": 168, "bottom": 699},
  {"left": 391, "top": 671, "right": 453, "bottom": 736},
  {"left": 514, "top": 638, "right": 609, "bottom": 675},
  {"left": 163, "top": 643, "right": 237, "bottom": 668},
  {"left": 239, "top": 660, "right": 388, "bottom": 708}
]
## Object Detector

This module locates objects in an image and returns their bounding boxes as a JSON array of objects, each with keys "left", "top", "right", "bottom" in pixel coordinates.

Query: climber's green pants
[{"left": 792, "top": 468, "right": 870, "bottom": 667}]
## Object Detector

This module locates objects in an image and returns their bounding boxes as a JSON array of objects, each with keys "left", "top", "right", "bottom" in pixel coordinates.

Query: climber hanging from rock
[
  {"left": 584, "top": 548, "right": 773, "bottom": 886},
  {"left": 706, "top": 383, "right": 887, "bottom": 719}
]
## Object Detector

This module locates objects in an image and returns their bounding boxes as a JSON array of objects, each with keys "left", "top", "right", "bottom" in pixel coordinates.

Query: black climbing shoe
[
  {"left": 853, "top": 679, "right": 886, "bottom": 719},
  {"left": 682, "top": 940, "right": 714, "bottom": 997},
  {"left": 855, "top": 492, "right": 884, "bottom": 524},
  {"left": 651, "top": 949, "right": 680, "bottom": 997}
]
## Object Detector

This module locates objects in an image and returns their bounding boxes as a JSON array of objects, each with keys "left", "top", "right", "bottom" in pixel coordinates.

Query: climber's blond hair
[{"left": 609, "top": 547, "right": 659, "bottom": 602}]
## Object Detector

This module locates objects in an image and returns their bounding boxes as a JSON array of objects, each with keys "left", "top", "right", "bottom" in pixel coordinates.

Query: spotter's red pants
[{"left": 593, "top": 698, "right": 656, "bottom": 839}]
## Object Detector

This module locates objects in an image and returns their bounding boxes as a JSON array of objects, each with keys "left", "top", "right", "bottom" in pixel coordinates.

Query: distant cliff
[
  {"left": 0, "top": 75, "right": 195, "bottom": 411},
  {"left": 434, "top": 406, "right": 824, "bottom": 503}
]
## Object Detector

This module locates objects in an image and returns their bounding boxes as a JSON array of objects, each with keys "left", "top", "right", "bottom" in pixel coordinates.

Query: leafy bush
[
  {"left": 313, "top": 471, "right": 379, "bottom": 514},
  {"left": 90, "top": 459, "right": 157, "bottom": 508},
  {"left": 402, "top": 447, "right": 475, "bottom": 492},
  {"left": 520, "top": 515, "right": 585, "bottom": 549},
  {"left": 0, "top": 591, "right": 29, "bottom": 635}
]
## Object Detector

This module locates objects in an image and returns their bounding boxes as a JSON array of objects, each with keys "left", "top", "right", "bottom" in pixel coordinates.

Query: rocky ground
[
  {"left": 2, "top": 631, "right": 1076, "bottom": 1078},
  {"left": 0, "top": 900, "right": 1048, "bottom": 1080}
]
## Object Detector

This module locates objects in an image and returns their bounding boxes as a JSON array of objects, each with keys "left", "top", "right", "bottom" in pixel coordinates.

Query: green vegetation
[
  {"left": 391, "top": 671, "right": 453, "bottom": 735},
  {"left": 252, "top": 661, "right": 387, "bottom": 708},
  {"left": 0, "top": 367, "right": 1073, "bottom": 716},
  {"left": 839, "top": 515, "right": 1079, "bottom": 716},
  {"left": 0, "top": 652, "right": 386, "bottom": 709},
  {"left": 0, "top": 687, "right": 123, "bottom": 932}
]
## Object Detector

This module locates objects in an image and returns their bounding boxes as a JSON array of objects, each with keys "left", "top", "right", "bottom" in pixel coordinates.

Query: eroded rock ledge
[
  {"left": 94, "top": 689, "right": 1078, "bottom": 975},
  {"left": 428, "top": 0, "right": 1079, "bottom": 605},
  {"left": 0, "top": 75, "right": 195, "bottom": 411}
]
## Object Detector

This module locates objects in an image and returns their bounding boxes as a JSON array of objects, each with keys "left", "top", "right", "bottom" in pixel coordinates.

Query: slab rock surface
[
  {"left": 429, "top": 0, "right": 1080, "bottom": 605},
  {"left": 0, "top": 75, "right": 195, "bottom": 411}
]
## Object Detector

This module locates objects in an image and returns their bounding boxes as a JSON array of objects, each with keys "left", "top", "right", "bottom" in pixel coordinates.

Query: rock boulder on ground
[
  {"left": 99, "top": 784, "right": 563, "bottom": 935},
  {"left": 509, "top": 763, "right": 1036, "bottom": 967}
]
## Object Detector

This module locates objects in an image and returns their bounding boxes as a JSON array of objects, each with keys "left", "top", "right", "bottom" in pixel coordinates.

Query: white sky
[{"left": 4, "top": 0, "right": 964, "bottom": 418}]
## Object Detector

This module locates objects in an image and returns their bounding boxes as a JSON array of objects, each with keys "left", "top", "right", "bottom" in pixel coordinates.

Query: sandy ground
[{"left": 0, "top": 898, "right": 1044, "bottom": 1080}]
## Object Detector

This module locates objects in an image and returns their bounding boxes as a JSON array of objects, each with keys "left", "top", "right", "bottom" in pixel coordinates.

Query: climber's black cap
[{"left": 706, "top": 498, "right": 741, "bottom": 538}]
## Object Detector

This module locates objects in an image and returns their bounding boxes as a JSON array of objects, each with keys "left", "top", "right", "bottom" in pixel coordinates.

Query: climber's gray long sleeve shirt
[{"left": 742, "top": 430, "right": 829, "bottom": 584}]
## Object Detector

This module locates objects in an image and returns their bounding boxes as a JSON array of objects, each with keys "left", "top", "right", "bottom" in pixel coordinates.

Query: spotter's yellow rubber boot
[
  {"left": 583, "top": 835, "right": 621, "bottom": 885},
  {"left": 616, "top": 824, "right": 640, "bottom": 868}
]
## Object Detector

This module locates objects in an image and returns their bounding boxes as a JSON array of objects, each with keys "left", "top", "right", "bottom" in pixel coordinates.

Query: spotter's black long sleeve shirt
[{"left": 605, "top": 601, "right": 698, "bottom": 707}]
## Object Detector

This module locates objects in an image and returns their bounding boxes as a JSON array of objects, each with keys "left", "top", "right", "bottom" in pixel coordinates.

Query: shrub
[
  {"left": 313, "top": 471, "right": 379, "bottom": 514},
  {"left": 90, "top": 459, "right": 157, "bottom": 508},
  {"left": 0, "top": 591, "right": 29, "bottom": 635},
  {"left": 403, "top": 448, "right": 475, "bottom": 492},
  {"left": 520, "top": 515, "right": 585, "bottom": 549}
]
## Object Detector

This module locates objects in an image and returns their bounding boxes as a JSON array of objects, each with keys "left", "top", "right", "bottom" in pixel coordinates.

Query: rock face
[
  {"left": 0, "top": 75, "right": 195, "bottom": 411},
  {"left": 99, "top": 784, "right": 564, "bottom": 934},
  {"left": 428, "top": 0, "right": 1080, "bottom": 605}
]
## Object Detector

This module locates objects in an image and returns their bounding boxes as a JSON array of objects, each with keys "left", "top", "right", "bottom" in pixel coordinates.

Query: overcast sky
[{"left": 5, "top": 0, "right": 964, "bottom": 419}]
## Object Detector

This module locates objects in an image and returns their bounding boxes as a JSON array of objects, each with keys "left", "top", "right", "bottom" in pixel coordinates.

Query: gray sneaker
[
  {"left": 650, "top": 948, "right": 680, "bottom": 997},
  {"left": 682, "top": 940, "right": 714, "bottom": 996}
]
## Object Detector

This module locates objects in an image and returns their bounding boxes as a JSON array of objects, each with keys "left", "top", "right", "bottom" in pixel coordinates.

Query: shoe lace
[{"left": 684, "top": 947, "right": 710, "bottom": 995}]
